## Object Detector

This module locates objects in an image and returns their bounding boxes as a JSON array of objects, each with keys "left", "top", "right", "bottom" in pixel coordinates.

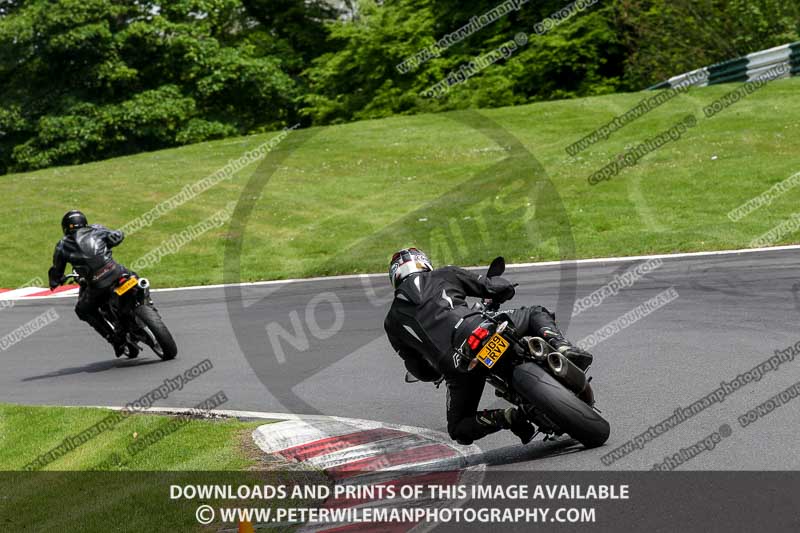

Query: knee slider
[{"left": 448, "top": 424, "right": 474, "bottom": 444}]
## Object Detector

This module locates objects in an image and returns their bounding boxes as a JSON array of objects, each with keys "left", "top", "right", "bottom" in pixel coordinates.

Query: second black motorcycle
[{"left": 62, "top": 271, "right": 177, "bottom": 361}]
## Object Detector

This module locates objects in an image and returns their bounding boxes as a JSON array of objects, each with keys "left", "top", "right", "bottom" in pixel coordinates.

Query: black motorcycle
[
  {"left": 410, "top": 257, "right": 610, "bottom": 448},
  {"left": 63, "top": 271, "right": 177, "bottom": 361}
]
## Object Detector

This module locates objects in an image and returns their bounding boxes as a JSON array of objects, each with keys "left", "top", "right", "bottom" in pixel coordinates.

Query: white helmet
[{"left": 389, "top": 248, "right": 433, "bottom": 289}]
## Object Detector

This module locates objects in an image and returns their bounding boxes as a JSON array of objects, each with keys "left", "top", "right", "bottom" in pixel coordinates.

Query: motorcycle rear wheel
[{"left": 512, "top": 362, "right": 609, "bottom": 448}]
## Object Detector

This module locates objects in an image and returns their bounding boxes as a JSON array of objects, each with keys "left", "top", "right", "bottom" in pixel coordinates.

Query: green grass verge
[
  {"left": 0, "top": 404, "right": 317, "bottom": 532},
  {"left": 3, "top": 77, "right": 799, "bottom": 288},
  {"left": 0, "top": 403, "right": 264, "bottom": 471}
]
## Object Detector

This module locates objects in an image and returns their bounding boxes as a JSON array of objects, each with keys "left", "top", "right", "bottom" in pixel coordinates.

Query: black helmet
[{"left": 61, "top": 210, "right": 88, "bottom": 235}]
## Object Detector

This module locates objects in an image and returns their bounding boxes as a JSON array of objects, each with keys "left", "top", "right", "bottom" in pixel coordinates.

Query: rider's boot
[
  {"left": 82, "top": 312, "right": 127, "bottom": 358},
  {"left": 106, "top": 332, "right": 128, "bottom": 358},
  {"left": 124, "top": 340, "right": 140, "bottom": 359},
  {"left": 477, "top": 408, "right": 536, "bottom": 445},
  {"left": 108, "top": 335, "right": 139, "bottom": 359},
  {"left": 538, "top": 326, "right": 593, "bottom": 371},
  {"left": 112, "top": 342, "right": 127, "bottom": 358},
  {"left": 504, "top": 408, "right": 536, "bottom": 444}
]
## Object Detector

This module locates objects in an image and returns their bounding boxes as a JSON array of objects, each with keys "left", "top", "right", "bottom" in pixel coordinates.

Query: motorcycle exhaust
[
  {"left": 137, "top": 278, "right": 150, "bottom": 290},
  {"left": 524, "top": 336, "right": 549, "bottom": 361},
  {"left": 546, "top": 352, "right": 587, "bottom": 394}
]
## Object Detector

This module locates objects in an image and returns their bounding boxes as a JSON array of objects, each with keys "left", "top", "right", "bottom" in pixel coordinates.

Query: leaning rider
[
  {"left": 383, "top": 248, "right": 593, "bottom": 445},
  {"left": 48, "top": 210, "right": 135, "bottom": 357}
]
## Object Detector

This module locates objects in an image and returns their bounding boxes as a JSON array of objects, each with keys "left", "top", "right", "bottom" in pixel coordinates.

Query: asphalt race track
[{"left": 2, "top": 248, "right": 799, "bottom": 471}]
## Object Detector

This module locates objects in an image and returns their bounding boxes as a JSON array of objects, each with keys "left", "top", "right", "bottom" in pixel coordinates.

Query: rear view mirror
[{"left": 487, "top": 256, "right": 506, "bottom": 278}]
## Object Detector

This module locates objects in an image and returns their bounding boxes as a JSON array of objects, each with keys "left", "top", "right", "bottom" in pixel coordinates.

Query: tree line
[{"left": 0, "top": 0, "right": 796, "bottom": 174}]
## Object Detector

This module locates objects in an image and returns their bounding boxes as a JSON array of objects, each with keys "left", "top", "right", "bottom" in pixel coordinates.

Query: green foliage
[
  {"left": 618, "top": 0, "right": 800, "bottom": 87},
  {"left": 302, "top": 0, "right": 797, "bottom": 125},
  {"left": 302, "top": 0, "right": 623, "bottom": 122},
  {"left": 0, "top": 0, "right": 300, "bottom": 174},
  {"left": 301, "top": 0, "right": 439, "bottom": 123},
  {"left": 0, "top": 0, "right": 797, "bottom": 174}
]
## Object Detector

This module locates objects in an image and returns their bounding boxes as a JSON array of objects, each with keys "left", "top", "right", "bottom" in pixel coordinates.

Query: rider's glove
[
  {"left": 47, "top": 266, "right": 62, "bottom": 291},
  {"left": 487, "top": 276, "right": 515, "bottom": 303}
]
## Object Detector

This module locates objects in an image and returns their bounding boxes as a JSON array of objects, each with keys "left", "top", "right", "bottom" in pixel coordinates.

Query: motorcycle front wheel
[{"left": 135, "top": 305, "right": 178, "bottom": 360}]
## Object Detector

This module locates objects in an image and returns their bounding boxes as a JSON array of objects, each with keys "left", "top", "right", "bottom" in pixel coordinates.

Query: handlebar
[
  {"left": 484, "top": 300, "right": 501, "bottom": 313},
  {"left": 479, "top": 283, "right": 518, "bottom": 313},
  {"left": 60, "top": 272, "right": 82, "bottom": 285}
]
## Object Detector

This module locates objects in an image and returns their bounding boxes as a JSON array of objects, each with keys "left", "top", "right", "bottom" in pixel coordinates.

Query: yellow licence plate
[
  {"left": 477, "top": 333, "right": 510, "bottom": 368},
  {"left": 115, "top": 277, "right": 138, "bottom": 296}
]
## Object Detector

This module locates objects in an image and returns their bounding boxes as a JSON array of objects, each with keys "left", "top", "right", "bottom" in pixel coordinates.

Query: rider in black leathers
[
  {"left": 48, "top": 210, "right": 133, "bottom": 357},
  {"left": 384, "top": 248, "right": 593, "bottom": 446}
]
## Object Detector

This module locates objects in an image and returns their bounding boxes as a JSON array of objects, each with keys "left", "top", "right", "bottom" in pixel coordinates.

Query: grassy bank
[
  {"left": 0, "top": 404, "right": 317, "bottom": 532},
  {"left": 0, "top": 403, "right": 264, "bottom": 471},
  {"left": 3, "top": 77, "right": 799, "bottom": 288}
]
